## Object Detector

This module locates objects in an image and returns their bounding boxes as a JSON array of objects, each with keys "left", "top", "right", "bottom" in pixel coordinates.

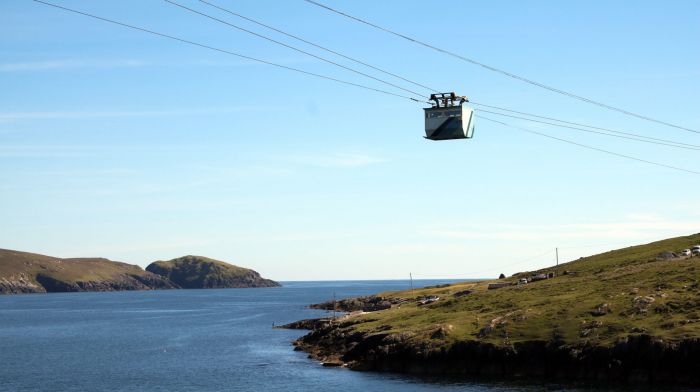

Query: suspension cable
[
  {"left": 478, "top": 115, "right": 700, "bottom": 176},
  {"left": 31, "top": 0, "right": 700, "bottom": 173},
  {"left": 475, "top": 109, "right": 700, "bottom": 151},
  {"left": 164, "top": 0, "right": 427, "bottom": 100},
  {"left": 304, "top": 0, "right": 699, "bottom": 134},
  {"left": 198, "top": 0, "right": 439, "bottom": 94},
  {"left": 32, "top": 0, "right": 430, "bottom": 104},
  {"left": 470, "top": 101, "right": 700, "bottom": 149},
  {"left": 189, "top": 0, "right": 698, "bottom": 149}
]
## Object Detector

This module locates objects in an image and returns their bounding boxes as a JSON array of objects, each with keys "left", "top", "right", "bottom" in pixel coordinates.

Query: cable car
[{"left": 424, "top": 92, "right": 475, "bottom": 141}]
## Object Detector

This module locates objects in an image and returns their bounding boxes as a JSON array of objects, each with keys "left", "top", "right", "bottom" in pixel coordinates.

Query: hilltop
[
  {"left": 286, "top": 234, "right": 700, "bottom": 385},
  {"left": 0, "top": 249, "right": 175, "bottom": 294},
  {"left": 0, "top": 250, "right": 279, "bottom": 294},
  {"left": 146, "top": 255, "right": 280, "bottom": 289}
]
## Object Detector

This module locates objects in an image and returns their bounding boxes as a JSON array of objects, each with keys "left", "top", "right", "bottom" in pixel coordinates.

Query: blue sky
[{"left": 1, "top": 0, "right": 699, "bottom": 280}]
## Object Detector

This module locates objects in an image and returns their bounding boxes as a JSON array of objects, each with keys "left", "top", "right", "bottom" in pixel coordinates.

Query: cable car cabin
[{"left": 424, "top": 92, "right": 475, "bottom": 141}]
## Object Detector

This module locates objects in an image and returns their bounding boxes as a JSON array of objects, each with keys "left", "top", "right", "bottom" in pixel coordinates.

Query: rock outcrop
[
  {"left": 310, "top": 295, "right": 406, "bottom": 312},
  {"left": 292, "top": 318, "right": 700, "bottom": 385},
  {"left": 0, "top": 272, "right": 46, "bottom": 294}
]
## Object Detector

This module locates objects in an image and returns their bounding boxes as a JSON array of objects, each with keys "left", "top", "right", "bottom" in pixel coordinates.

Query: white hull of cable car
[{"left": 424, "top": 105, "right": 475, "bottom": 141}]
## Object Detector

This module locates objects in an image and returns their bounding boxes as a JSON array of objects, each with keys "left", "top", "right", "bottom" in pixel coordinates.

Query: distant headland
[{"left": 0, "top": 249, "right": 279, "bottom": 294}]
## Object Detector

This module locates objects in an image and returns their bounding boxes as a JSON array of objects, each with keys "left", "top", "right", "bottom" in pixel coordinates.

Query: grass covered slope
[
  {"left": 293, "top": 233, "right": 700, "bottom": 384},
  {"left": 354, "top": 233, "right": 700, "bottom": 345},
  {"left": 0, "top": 249, "right": 176, "bottom": 294},
  {"left": 146, "top": 255, "right": 280, "bottom": 289}
]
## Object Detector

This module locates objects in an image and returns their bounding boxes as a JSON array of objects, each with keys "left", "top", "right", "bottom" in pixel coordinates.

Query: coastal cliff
[
  {"left": 285, "top": 233, "right": 700, "bottom": 386},
  {"left": 0, "top": 249, "right": 176, "bottom": 294},
  {"left": 146, "top": 255, "right": 280, "bottom": 289}
]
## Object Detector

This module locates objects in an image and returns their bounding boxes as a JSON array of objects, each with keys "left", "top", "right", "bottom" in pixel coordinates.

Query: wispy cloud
[
  {"left": 0, "top": 144, "right": 193, "bottom": 158},
  {"left": 421, "top": 213, "right": 699, "bottom": 243},
  {"left": 291, "top": 153, "right": 387, "bottom": 168},
  {"left": 0, "top": 145, "right": 101, "bottom": 158},
  {"left": 0, "top": 56, "right": 321, "bottom": 73},
  {"left": 0, "top": 105, "right": 271, "bottom": 121},
  {"left": 0, "top": 59, "right": 146, "bottom": 72}
]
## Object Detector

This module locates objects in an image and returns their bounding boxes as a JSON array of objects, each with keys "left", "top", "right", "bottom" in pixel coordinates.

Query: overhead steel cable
[
  {"left": 197, "top": 0, "right": 700, "bottom": 150},
  {"left": 197, "top": 0, "right": 439, "bottom": 94},
  {"left": 30, "top": 0, "right": 700, "bottom": 173},
  {"left": 304, "top": 0, "right": 700, "bottom": 135},
  {"left": 475, "top": 109, "right": 700, "bottom": 151},
  {"left": 478, "top": 115, "right": 700, "bottom": 176},
  {"left": 32, "top": 0, "right": 429, "bottom": 104},
  {"left": 163, "top": 0, "right": 427, "bottom": 100},
  {"left": 190, "top": 0, "right": 699, "bottom": 150},
  {"left": 470, "top": 102, "right": 700, "bottom": 149}
]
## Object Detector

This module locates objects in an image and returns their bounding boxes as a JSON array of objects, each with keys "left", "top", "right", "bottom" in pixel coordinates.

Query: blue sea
[{"left": 0, "top": 280, "right": 658, "bottom": 391}]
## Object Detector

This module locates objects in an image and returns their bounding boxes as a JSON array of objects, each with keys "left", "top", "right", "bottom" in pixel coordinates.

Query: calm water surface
[{"left": 0, "top": 280, "right": 657, "bottom": 391}]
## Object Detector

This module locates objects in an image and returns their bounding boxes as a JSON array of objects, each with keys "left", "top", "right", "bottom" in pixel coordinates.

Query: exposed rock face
[
  {"left": 146, "top": 255, "right": 280, "bottom": 289},
  {"left": 291, "top": 319, "right": 700, "bottom": 386},
  {"left": 277, "top": 318, "right": 332, "bottom": 330},
  {"left": 656, "top": 251, "right": 678, "bottom": 261},
  {"left": 310, "top": 296, "right": 406, "bottom": 312},
  {"left": 33, "top": 271, "right": 175, "bottom": 292},
  {"left": 0, "top": 273, "right": 46, "bottom": 294}
]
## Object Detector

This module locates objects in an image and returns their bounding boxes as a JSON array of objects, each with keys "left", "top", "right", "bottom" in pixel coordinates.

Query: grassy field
[{"left": 345, "top": 233, "right": 700, "bottom": 347}]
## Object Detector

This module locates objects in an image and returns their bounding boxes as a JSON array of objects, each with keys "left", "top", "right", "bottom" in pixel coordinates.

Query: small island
[
  {"left": 283, "top": 233, "right": 700, "bottom": 386},
  {"left": 0, "top": 249, "right": 278, "bottom": 294}
]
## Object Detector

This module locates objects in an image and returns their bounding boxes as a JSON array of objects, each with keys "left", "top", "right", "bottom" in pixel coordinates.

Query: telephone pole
[{"left": 409, "top": 273, "right": 414, "bottom": 296}]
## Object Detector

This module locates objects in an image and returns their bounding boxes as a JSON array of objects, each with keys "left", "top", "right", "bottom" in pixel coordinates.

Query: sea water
[{"left": 0, "top": 280, "right": 627, "bottom": 391}]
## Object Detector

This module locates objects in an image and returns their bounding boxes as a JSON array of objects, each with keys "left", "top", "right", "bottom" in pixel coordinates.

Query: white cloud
[
  {"left": 0, "top": 56, "right": 320, "bottom": 73},
  {"left": 0, "top": 145, "right": 100, "bottom": 158},
  {"left": 0, "top": 59, "right": 146, "bottom": 72},
  {"left": 421, "top": 216, "right": 699, "bottom": 242},
  {"left": 291, "top": 153, "right": 387, "bottom": 168},
  {"left": 0, "top": 105, "right": 270, "bottom": 121}
]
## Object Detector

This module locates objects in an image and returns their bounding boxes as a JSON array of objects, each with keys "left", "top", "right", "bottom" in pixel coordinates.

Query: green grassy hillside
[
  {"left": 0, "top": 248, "right": 175, "bottom": 293},
  {"left": 146, "top": 255, "right": 280, "bottom": 288},
  {"left": 342, "top": 233, "right": 700, "bottom": 346}
]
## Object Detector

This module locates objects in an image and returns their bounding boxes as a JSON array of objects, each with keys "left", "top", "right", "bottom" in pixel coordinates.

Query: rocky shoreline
[
  {"left": 278, "top": 280, "right": 700, "bottom": 387},
  {"left": 283, "top": 309, "right": 700, "bottom": 386},
  {"left": 0, "top": 271, "right": 178, "bottom": 294},
  {"left": 310, "top": 295, "right": 407, "bottom": 312},
  {"left": 280, "top": 235, "right": 700, "bottom": 387},
  {"left": 33, "top": 271, "right": 177, "bottom": 293}
]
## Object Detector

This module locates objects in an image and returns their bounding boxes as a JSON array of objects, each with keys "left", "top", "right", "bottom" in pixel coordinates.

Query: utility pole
[
  {"left": 556, "top": 247, "right": 559, "bottom": 276},
  {"left": 409, "top": 273, "right": 414, "bottom": 296},
  {"left": 332, "top": 292, "right": 337, "bottom": 321}
]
